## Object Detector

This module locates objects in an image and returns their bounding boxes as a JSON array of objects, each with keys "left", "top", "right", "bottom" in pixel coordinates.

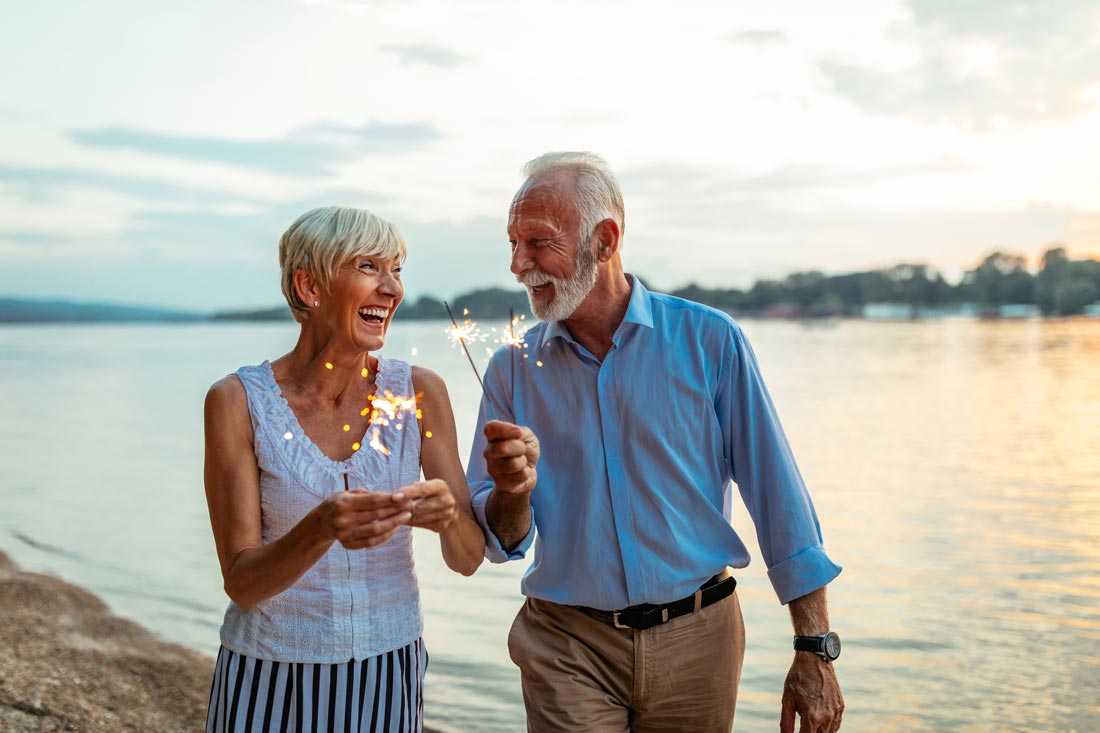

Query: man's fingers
[
  {"left": 780, "top": 697, "right": 796, "bottom": 733},
  {"left": 487, "top": 437, "right": 528, "bottom": 459},
  {"left": 492, "top": 455, "right": 528, "bottom": 474},
  {"left": 484, "top": 420, "right": 523, "bottom": 441}
]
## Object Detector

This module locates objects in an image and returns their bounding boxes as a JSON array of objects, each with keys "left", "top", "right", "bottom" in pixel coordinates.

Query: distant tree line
[{"left": 667, "top": 245, "right": 1100, "bottom": 318}]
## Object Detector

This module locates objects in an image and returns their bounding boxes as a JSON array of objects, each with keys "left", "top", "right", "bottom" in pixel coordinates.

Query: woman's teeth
[{"left": 358, "top": 307, "right": 388, "bottom": 323}]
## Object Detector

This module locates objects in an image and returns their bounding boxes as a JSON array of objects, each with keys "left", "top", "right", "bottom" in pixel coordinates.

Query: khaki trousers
[{"left": 507, "top": 592, "right": 745, "bottom": 732}]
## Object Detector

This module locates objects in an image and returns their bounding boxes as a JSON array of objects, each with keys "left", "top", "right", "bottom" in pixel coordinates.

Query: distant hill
[
  {"left": 0, "top": 298, "right": 207, "bottom": 323},
  {"left": 212, "top": 305, "right": 293, "bottom": 321}
]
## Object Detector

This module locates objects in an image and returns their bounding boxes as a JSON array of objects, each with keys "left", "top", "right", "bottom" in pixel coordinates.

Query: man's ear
[
  {"left": 293, "top": 269, "right": 321, "bottom": 306},
  {"left": 594, "top": 218, "right": 621, "bottom": 263}
]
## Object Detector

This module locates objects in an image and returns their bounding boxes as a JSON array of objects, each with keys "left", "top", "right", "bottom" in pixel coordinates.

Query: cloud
[
  {"left": 380, "top": 43, "right": 470, "bottom": 67},
  {"left": 819, "top": 0, "right": 1100, "bottom": 126},
  {"left": 0, "top": 165, "right": 258, "bottom": 205},
  {"left": 728, "top": 30, "right": 785, "bottom": 45},
  {"left": 69, "top": 121, "right": 442, "bottom": 176},
  {"left": 620, "top": 158, "right": 970, "bottom": 202}
]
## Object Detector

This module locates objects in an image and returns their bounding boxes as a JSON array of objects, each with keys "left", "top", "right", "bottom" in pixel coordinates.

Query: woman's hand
[
  {"left": 400, "top": 480, "right": 458, "bottom": 533},
  {"left": 316, "top": 489, "right": 415, "bottom": 549}
]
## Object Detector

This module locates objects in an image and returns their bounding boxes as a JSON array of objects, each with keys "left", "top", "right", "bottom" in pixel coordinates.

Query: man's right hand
[{"left": 483, "top": 419, "right": 540, "bottom": 495}]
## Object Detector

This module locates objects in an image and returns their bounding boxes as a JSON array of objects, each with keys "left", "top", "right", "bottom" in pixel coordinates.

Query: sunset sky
[{"left": 2, "top": 0, "right": 1098, "bottom": 311}]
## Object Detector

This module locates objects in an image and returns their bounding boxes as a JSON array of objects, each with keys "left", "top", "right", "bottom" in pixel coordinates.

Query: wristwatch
[{"left": 793, "top": 631, "right": 841, "bottom": 663}]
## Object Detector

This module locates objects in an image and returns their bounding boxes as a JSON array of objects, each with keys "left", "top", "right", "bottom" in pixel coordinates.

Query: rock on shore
[{"left": 0, "top": 551, "right": 213, "bottom": 732}]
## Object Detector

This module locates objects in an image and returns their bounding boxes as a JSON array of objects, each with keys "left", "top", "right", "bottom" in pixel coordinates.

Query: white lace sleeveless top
[{"left": 219, "top": 358, "right": 423, "bottom": 663}]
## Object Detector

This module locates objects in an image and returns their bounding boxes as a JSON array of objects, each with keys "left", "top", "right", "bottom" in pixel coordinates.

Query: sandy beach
[
  {"left": 0, "top": 551, "right": 449, "bottom": 732},
  {"left": 0, "top": 550, "right": 213, "bottom": 731}
]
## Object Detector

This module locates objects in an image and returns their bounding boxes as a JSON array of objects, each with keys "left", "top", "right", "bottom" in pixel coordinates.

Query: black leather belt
[{"left": 581, "top": 573, "right": 737, "bottom": 631}]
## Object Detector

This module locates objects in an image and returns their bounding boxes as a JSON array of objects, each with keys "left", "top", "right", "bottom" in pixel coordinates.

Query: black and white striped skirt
[{"left": 206, "top": 639, "right": 426, "bottom": 732}]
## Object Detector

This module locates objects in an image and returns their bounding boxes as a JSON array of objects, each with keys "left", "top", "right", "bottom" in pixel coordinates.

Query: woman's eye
[
  {"left": 358, "top": 261, "right": 375, "bottom": 271},
  {"left": 393, "top": 266, "right": 403, "bottom": 275}
]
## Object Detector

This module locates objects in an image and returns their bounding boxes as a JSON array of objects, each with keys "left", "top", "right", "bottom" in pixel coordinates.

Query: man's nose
[{"left": 510, "top": 243, "right": 533, "bottom": 276}]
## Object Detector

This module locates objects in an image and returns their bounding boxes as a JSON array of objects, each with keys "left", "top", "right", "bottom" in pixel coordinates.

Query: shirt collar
[{"left": 539, "top": 273, "right": 654, "bottom": 348}]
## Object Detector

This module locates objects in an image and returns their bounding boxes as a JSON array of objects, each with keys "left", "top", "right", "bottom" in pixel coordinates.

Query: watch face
[{"left": 824, "top": 632, "right": 841, "bottom": 659}]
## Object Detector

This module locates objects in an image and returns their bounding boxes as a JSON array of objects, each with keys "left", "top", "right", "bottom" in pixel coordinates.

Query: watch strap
[{"left": 793, "top": 635, "right": 824, "bottom": 653}]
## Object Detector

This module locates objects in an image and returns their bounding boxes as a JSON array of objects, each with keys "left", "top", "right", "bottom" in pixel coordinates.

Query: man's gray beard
[{"left": 518, "top": 239, "right": 599, "bottom": 323}]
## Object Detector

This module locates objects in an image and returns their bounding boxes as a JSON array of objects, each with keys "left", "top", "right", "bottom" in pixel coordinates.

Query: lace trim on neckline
[{"left": 258, "top": 358, "right": 395, "bottom": 473}]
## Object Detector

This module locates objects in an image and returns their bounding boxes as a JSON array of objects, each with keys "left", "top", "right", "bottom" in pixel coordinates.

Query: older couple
[{"left": 203, "top": 153, "right": 844, "bottom": 732}]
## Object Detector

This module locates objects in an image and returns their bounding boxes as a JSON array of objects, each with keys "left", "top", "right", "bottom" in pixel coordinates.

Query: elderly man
[{"left": 467, "top": 152, "right": 844, "bottom": 732}]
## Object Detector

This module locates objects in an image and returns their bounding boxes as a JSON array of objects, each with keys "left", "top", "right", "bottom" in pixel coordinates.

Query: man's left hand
[{"left": 780, "top": 654, "right": 844, "bottom": 733}]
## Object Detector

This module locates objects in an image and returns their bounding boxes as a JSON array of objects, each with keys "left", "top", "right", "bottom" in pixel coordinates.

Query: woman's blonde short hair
[{"left": 279, "top": 206, "right": 407, "bottom": 323}]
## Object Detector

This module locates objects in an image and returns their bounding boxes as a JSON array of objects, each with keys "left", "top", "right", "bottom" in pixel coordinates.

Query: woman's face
[{"left": 319, "top": 253, "right": 405, "bottom": 353}]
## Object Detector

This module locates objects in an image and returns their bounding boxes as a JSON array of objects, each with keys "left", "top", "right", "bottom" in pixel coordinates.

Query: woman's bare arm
[
  {"left": 203, "top": 376, "right": 414, "bottom": 610},
  {"left": 412, "top": 366, "right": 485, "bottom": 575}
]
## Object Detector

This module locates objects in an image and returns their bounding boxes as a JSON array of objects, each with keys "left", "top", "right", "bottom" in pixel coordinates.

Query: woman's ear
[{"left": 293, "top": 269, "right": 321, "bottom": 308}]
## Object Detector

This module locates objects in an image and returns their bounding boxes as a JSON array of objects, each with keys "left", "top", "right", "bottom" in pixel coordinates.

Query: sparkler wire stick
[
  {"left": 509, "top": 307, "right": 515, "bottom": 398},
  {"left": 443, "top": 300, "right": 486, "bottom": 394}
]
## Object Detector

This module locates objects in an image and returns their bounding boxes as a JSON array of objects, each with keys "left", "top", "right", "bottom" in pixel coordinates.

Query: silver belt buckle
[{"left": 613, "top": 612, "right": 629, "bottom": 629}]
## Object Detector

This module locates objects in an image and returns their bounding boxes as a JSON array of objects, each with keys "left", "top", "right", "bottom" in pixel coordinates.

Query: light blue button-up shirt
[{"left": 467, "top": 277, "right": 841, "bottom": 608}]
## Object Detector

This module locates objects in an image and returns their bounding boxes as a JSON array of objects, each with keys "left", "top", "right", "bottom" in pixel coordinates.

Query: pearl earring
[{"left": 313, "top": 300, "right": 320, "bottom": 307}]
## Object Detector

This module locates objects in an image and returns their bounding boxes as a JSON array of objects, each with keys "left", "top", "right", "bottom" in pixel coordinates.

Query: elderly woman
[{"left": 203, "top": 206, "right": 484, "bottom": 732}]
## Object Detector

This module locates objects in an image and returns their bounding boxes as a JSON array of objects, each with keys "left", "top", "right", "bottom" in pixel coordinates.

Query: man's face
[{"left": 508, "top": 176, "right": 599, "bottom": 322}]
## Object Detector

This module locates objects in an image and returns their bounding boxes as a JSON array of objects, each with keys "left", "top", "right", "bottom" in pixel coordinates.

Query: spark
[
  {"left": 425, "top": 431, "right": 433, "bottom": 438},
  {"left": 325, "top": 362, "right": 334, "bottom": 370},
  {"left": 536, "top": 361, "right": 543, "bottom": 367},
  {"left": 361, "top": 367, "right": 369, "bottom": 378},
  {"left": 368, "top": 390, "right": 419, "bottom": 425},
  {"left": 368, "top": 428, "right": 390, "bottom": 456},
  {"left": 351, "top": 442, "right": 361, "bottom": 451},
  {"left": 284, "top": 432, "right": 294, "bottom": 440},
  {"left": 342, "top": 424, "right": 351, "bottom": 432},
  {"left": 410, "top": 347, "right": 418, "bottom": 356},
  {"left": 443, "top": 300, "right": 486, "bottom": 394},
  {"left": 445, "top": 319, "right": 486, "bottom": 347}
]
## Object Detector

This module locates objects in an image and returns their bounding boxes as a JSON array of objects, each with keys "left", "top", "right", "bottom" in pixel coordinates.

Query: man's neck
[{"left": 562, "top": 272, "right": 633, "bottom": 362}]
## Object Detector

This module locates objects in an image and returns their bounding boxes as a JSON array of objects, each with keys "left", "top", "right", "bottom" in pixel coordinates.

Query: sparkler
[
  {"left": 443, "top": 300, "right": 487, "bottom": 395},
  {"left": 499, "top": 308, "right": 530, "bottom": 397}
]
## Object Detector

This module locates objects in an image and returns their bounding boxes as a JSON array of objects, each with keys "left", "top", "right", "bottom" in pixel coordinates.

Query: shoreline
[
  {"left": 0, "top": 550, "right": 213, "bottom": 731},
  {"left": 0, "top": 552, "right": 443, "bottom": 732}
]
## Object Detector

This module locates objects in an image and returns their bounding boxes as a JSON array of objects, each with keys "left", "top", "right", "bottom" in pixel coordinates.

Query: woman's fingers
[{"left": 338, "top": 511, "right": 413, "bottom": 549}]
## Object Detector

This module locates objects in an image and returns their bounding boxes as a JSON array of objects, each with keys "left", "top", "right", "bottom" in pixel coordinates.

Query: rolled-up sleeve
[
  {"left": 717, "top": 324, "right": 842, "bottom": 604},
  {"left": 467, "top": 354, "right": 536, "bottom": 563}
]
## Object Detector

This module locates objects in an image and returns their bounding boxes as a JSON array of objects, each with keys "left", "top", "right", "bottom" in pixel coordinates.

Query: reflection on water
[{"left": 0, "top": 319, "right": 1098, "bottom": 733}]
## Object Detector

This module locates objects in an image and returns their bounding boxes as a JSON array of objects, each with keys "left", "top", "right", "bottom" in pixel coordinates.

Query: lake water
[{"left": 1, "top": 318, "right": 1098, "bottom": 732}]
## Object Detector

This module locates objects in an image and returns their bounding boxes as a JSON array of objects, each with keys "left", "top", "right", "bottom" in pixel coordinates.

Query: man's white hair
[
  {"left": 522, "top": 151, "right": 626, "bottom": 246},
  {"left": 279, "top": 205, "right": 407, "bottom": 323}
]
